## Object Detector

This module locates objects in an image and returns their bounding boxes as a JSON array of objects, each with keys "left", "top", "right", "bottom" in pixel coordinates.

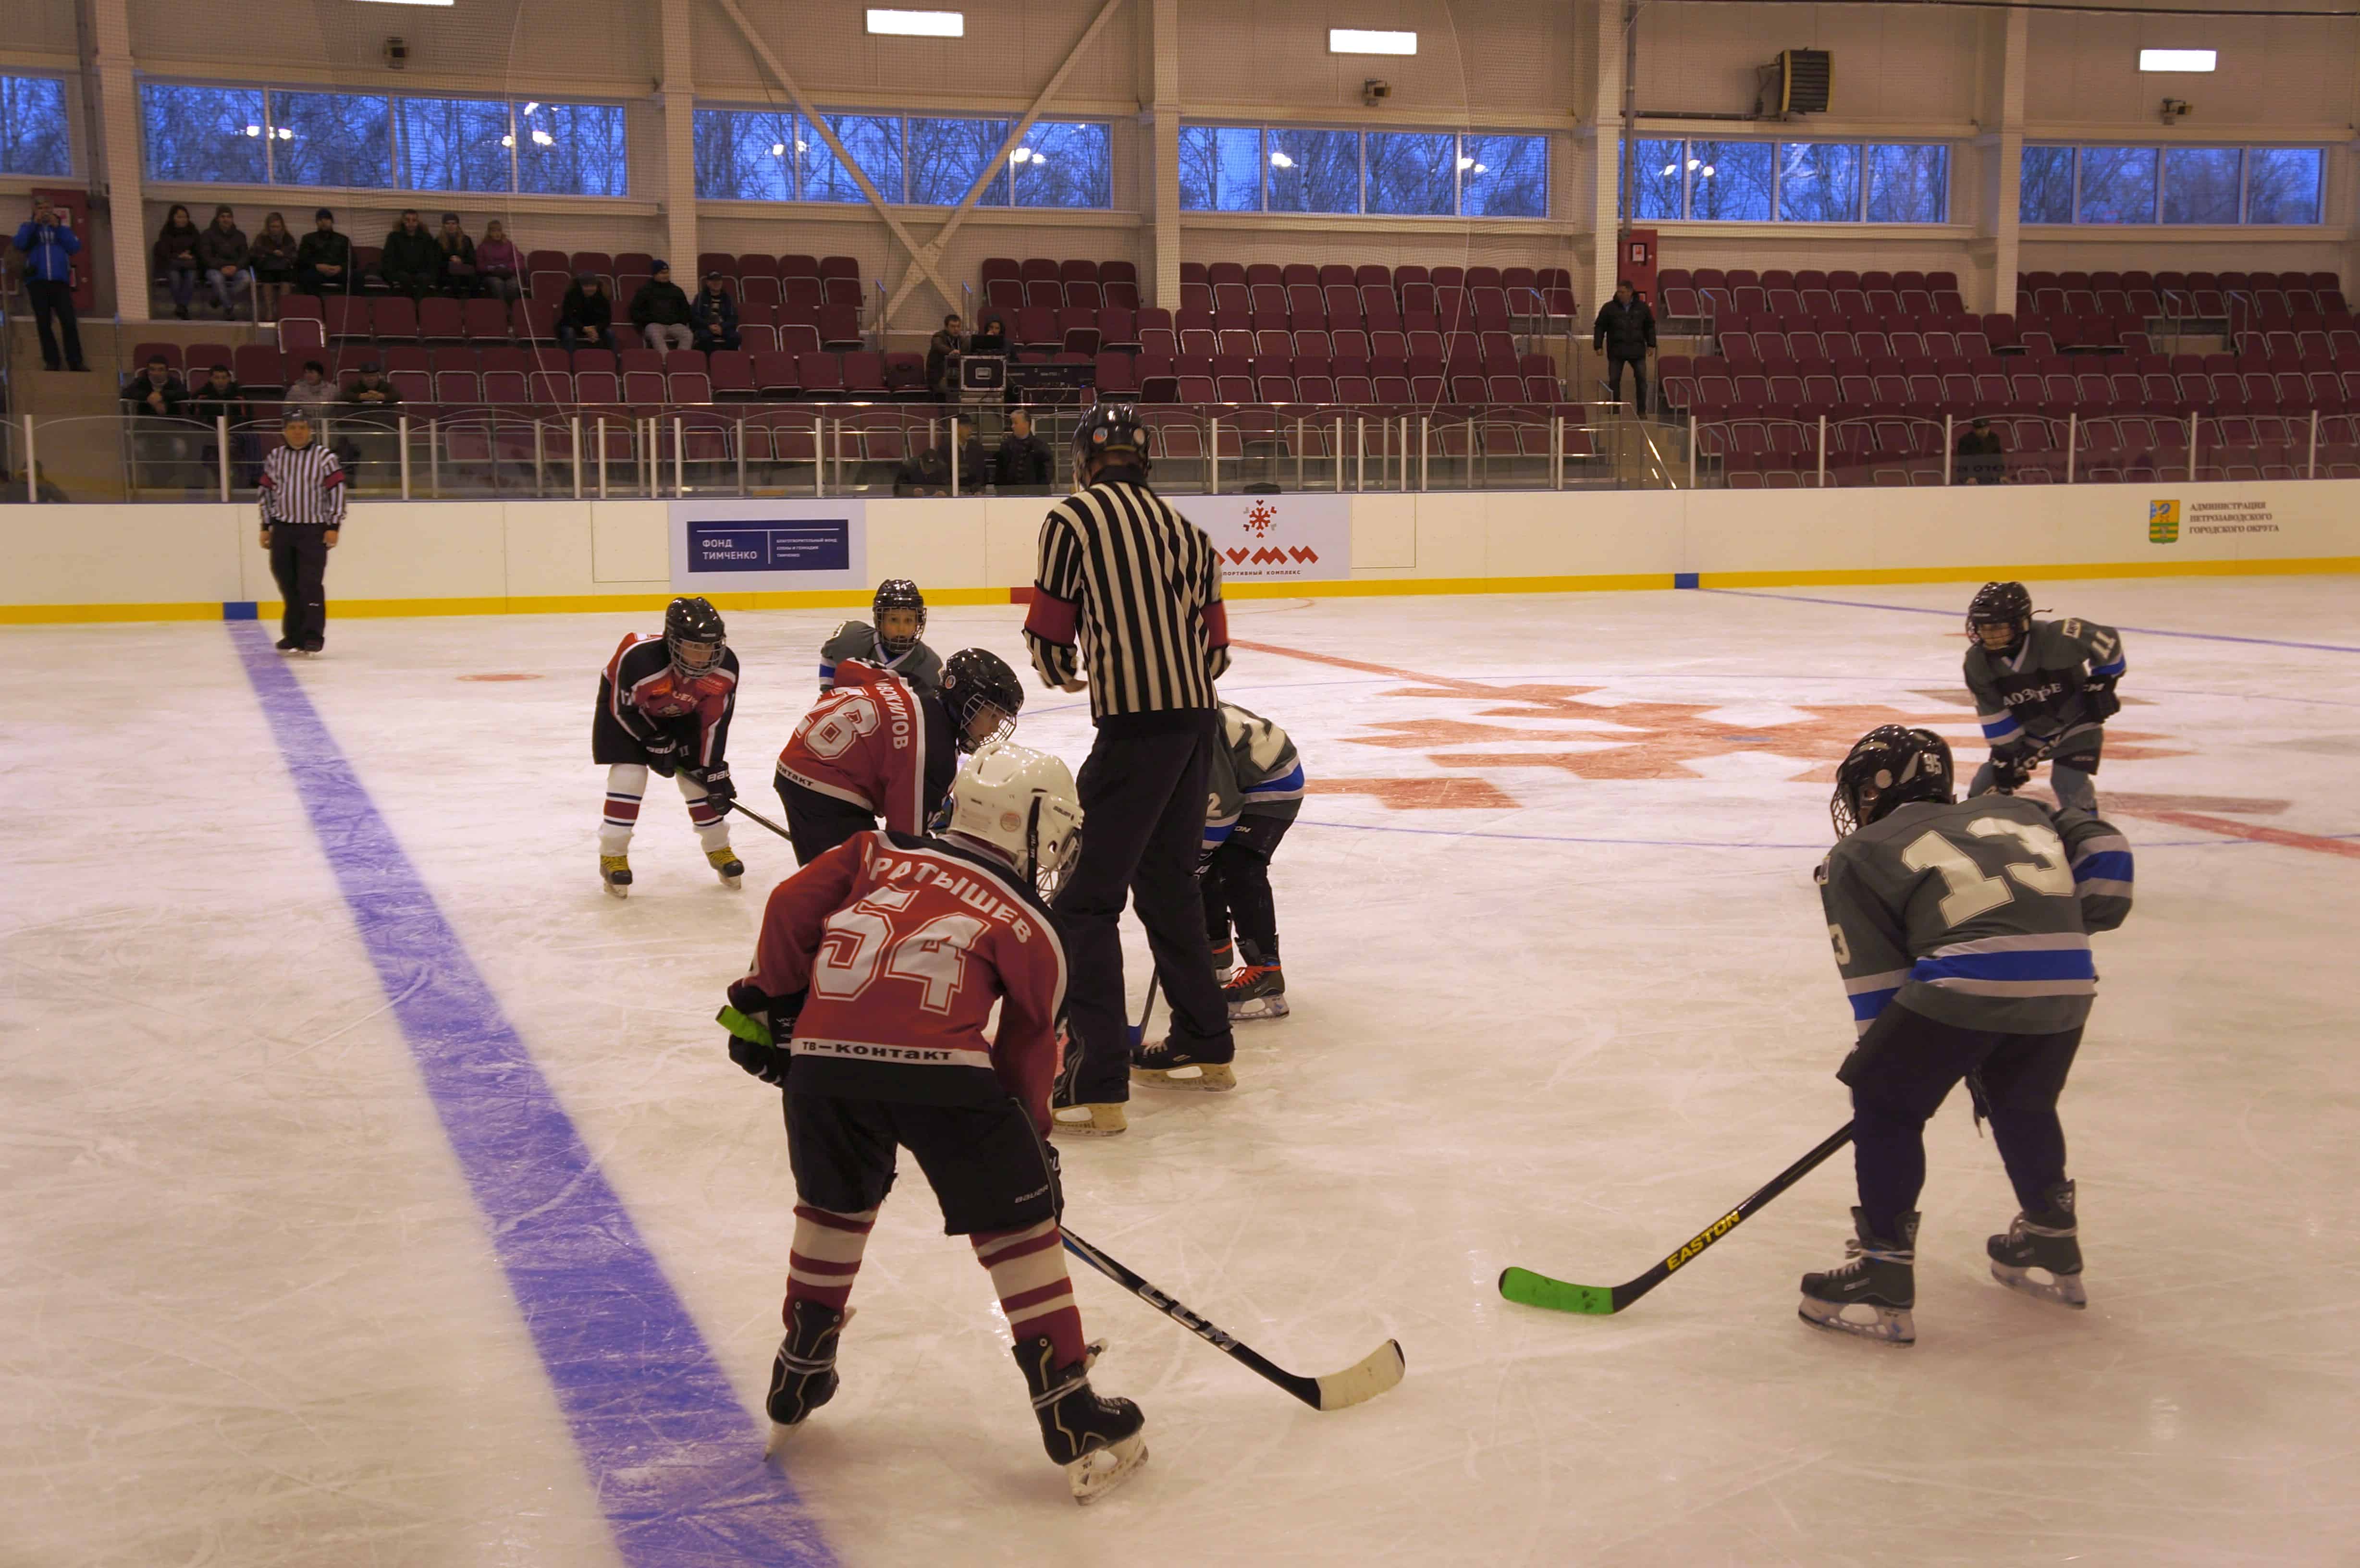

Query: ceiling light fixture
[
  {"left": 867, "top": 8, "right": 964, "bottom": 37},
  {"left": 1330, "top": 28, "right": 1416, "bottom": 55}
]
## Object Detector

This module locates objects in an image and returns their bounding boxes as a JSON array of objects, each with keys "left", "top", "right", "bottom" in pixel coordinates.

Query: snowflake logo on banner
[{"left": 1243, "top": 500, "right": 1278, "bottom": 538}]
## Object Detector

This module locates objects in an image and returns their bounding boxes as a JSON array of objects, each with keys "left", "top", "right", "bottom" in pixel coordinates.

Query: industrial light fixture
[
  {"left": 353, "top": 0, "right": 457, "bottom": 8},
  {"left": 1329, "top": 28, "right": 1417, "bottom": 56},
  {"left": 867, "top": 8, "right": 964, "bottom": 37},
  {"left": 2139, "top": 48, "right": 2216, "bottom": 72}
]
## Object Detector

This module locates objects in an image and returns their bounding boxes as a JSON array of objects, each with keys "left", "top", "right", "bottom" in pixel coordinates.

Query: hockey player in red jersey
[
  {"left": 592, "top": 596, "right": 742, "bottom": 897},
  {"left": 720, "top": 740, "right": 1149, "bottom": 1503},
  {"left": 772, "top": 646, "right": 1025, "bottom": 865}
]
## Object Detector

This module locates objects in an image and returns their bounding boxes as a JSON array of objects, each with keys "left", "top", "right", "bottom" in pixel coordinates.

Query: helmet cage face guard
[
  {"left": 873, "top": 580, "right": 926, "bottom": 657},
  {"left": 1966, "top": 581, "right": 2033, "bottom": 650},
  {"left": 669, "top": 636, "right": 724, "bottom": 678},
  {"left": 1026, "top": 795, "right": 1079, "bottom": 897},
  {"left": 1830, "top": 727, "right": 1952, "bottom": 839}
]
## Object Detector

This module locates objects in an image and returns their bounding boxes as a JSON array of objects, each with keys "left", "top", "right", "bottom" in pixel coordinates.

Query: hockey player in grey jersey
[
  {"left": 818, "top": 578, "right": 944, "bottom": 695},
  {"left": 1803, "top": 724, "right": 2134, "bottom": 1346},
  {"left": 1199, "top": 701, "right": 1305, "bottom": 1020},
  {"left": 1962, "top": 581, "right": 2128, "bottom": 811}
]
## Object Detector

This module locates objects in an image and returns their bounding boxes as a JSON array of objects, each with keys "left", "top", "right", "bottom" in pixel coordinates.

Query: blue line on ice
[
  {"left": 1704, "top": 588, "right": 2360, "bottom": 654},
  {"left": 228, "top": 623, "right": 834, "bottom": 1568}
]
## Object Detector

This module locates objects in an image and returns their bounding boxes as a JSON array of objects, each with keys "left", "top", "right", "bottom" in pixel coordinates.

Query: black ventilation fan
[{"left": 1777, "top": 49, "right": 1832, "bottom": 114}]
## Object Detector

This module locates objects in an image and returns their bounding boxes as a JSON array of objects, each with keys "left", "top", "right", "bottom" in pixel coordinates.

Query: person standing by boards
[
  {"left": 1023, "top": 404, "right": 1236, "bottom": 1138},
  {"left": 257, "top": 411, "right": 346, "bottom": 655}
]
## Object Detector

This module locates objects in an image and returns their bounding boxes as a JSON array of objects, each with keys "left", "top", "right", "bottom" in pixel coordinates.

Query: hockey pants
[
  {"left": 600, "top": 763, "right": 731, "bottom": 855},
  {"left": 1201, "top": 811, "right": 1293, "bottom": 964},
  {"left": 1971, "top": 755, "right": 2097, "bottom": 812}
]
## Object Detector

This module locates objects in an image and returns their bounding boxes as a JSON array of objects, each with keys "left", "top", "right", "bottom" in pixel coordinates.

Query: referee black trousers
[
  {"left": 1055, "top": 712, "right": 1234, "bottom": 1102},
  {"left": 269, "top": 524, "right": 331, "bottom": 643}
]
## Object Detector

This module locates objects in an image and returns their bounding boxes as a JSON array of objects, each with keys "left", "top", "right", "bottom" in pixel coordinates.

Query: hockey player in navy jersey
[
  {"left": 592, "top": 597, "right": 742, "bottom": 896},
  {"left": 1803, "top": 724, "right": 2133, "bottom": 1346},
  {"left": 1199, "top": 701, "right": 1304, "bottom": 1021},
  {"left": 1962, "top": 581, "right": 2127, "bottom": 811},
  {"left": 818, "top": 578, "right": 942, "bottom": 695}
]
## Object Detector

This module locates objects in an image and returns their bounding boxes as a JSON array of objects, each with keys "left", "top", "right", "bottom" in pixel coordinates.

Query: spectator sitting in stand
[
  {"left": 378, "top": 209, "right": 444, "bottom": 299},
  {"left": 690, "top": 271, "right": 740, "bottom": 353},
  {"left": 295, "top": 208, "right": 355, "bottom": 297},
  {"left": 893, "top": 415, "right": 990, "bottom": 495},
  {"left": 345, "top": 362, "right": 402, "bottom": 411},
  {"left": 185, "top": 363, "right": 250, "bottom": 427},
  {"left": 154, "top": 204, "right": 204, "bottom": 320},
  {"left": 927, "top": 313, "right": 966, "bottom": 399},
  {"left": 12, "top": 194, "right": 86, "bottom": 372},
  {"left": 434, "top": 212, "right": 480, "bottom": 297},
  {"left": 996, "top": 407, "right": 1055, "bottom": 491},
  {"left": 969, "top": 314, "right": 1008, "bottom": 355},
  {"left": 1592, "top": 279, "right": 1656, "bottom": 416},
  {"left": 558, "top": 274, "right": 617, "bottom": 352},
  {"left": 286, "top": 359, "right": 339, "bottom": 410},
  {"left": 196, "top": 205, "right": 253, "bottom": 320},
  {"left": 123, "top": 355, "right": 186, "bottom": 418},
  {"left": 250, "top": 212, "right": 298, "bottom": 321},
  {"left": 631, "top": 261, "right": 695, "bottom": 351},
  {"left": 1955, "top": 416, "right": 2006, "bottom": 484},
  {"left": 475, "top": 219, "right": 522, "bottom": 302}
]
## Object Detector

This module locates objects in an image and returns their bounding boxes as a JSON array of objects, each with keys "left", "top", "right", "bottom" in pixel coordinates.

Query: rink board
[{"left": 2, "top": 482, "right": 2356, "bottom": 622}]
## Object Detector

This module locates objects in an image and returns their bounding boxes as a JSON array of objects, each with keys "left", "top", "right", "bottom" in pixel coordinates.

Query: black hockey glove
[
  {"left": 2081, "top": 676, "right": 2121, "bottom": 722},
  {"left": 1991, "top": 747, "right": 2038, "bottom": 792},
  {"left": 697, "top": 763, "right": 737, "bottom": 814},
  {"left": 641, "top": 734, "right": 679, "bottom": 778},
  {"left": 720, "top": 979, "right": 802, "bottom": 1087}
]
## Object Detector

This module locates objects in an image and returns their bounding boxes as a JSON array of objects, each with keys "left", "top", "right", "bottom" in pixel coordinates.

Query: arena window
[
  {"left": 1180, "top": 123, "right": 1549, "bottom": 217},
  {"left": 0, "top": 74, "right": 73, "bottom": 177},
  {"left": 141, "top": 83, "right": 625, "bottom": 194},
  {"left": 2019, "top": 144, "right": 2322, "bottom": 225},
  {"left": 1627, "top": 137, "right": 1948, "bottom": 223},
  {"left": 696, "top": 107, "right": 1110, "bottom": 208}
]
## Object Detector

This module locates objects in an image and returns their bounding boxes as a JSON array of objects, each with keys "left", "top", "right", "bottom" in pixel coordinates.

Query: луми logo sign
[{"left": 2148, "top": 499, "right": 2180, "bottom": 544}]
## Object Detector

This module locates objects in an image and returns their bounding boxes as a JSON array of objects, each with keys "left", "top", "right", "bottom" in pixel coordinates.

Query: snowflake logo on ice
[{"left": 1243, "top": 501, "right": 1278, "bottom": 538}]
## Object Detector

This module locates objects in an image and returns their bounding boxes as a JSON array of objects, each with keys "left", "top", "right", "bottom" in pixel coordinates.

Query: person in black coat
[
  {"left": 1954, "top": 416, "right": 2006, "bottom": 484},
  {"left": 295, "top": 208, "right": 355, "bottom": 297},
  {"left": 123, "top": 355, "right": 186, "bottom": 419},
  {"left": 927, "top": 313, "right": 966, "bottom": 399},
  {"left": 1592, "top": 279, "right": 1657, "bottom": 416},
  {"left": 631, "top": 261, "right": 695, "bottom": 352},
  {"left": 690, "top": 273, "right": 740, "bottom": 353},
  {"left": 379, "top": 209, "right": 444, "bottom": 299},
  {"left": 996, "top": 407, "right": 1055, "bottom": 490},
  {"left": 558, "top": 275, "right": 617, "bottom": 352}
]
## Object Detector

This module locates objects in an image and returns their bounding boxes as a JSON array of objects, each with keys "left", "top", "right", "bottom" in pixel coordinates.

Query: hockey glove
[
  {"left": 2081, "top": 677, "right": 2122, "bottom": 722},
  {"left": 641, "top": 735, "right": 680, "bottom": 779},
  {"left": 720, "top": 980, "right": 802, "bottom": 1087},
  {"left": 1991, "top": 747, "right": 2039, "bottom": 793},
  {"left": 697, "top": 763, "right": 736, "bottom": 814}
]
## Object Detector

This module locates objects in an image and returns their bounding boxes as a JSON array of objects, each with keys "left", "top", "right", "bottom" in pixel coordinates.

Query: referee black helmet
[{"left": 1072, "top": 402, "right": 1150, "bottom": 479}]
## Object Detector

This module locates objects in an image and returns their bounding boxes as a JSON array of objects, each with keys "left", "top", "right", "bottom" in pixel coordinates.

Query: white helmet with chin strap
[{"left": 946, "top": 740, "right": 1082, "bottom": 894}]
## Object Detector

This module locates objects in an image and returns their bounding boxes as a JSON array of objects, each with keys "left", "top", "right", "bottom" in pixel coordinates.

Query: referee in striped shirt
[
  {"left": 258, "top": 410, "right": 347, "bottom": 654},
  {"left": 1024, "top": 404, "right": 1236, "bottom": 1133}
]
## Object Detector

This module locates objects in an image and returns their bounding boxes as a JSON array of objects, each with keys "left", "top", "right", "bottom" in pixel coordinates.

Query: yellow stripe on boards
[
  {"left": 0, "top": 601, "right": 230, "bottom": 625},
  {"left": 1223, "top": 573, "right": 1674, "bottom": 599},
  {"left": 1695, "top": 557, "right": 2360, "bottom": 588}
]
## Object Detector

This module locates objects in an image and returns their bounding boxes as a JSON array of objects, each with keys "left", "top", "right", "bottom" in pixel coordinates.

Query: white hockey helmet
[{"left": 946, "top": 740, "right": 1082, "bottom": 893}]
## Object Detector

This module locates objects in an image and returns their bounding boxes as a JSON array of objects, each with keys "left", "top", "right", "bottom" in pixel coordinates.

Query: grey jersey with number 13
[{"left": 1819, "top": 794, "right": 2129, "bottom": 1039}]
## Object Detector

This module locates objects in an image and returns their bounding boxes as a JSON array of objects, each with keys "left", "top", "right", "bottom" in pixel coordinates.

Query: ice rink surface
[{"left": 7, "top": 577, "right": 2358, "bottom": 1567}]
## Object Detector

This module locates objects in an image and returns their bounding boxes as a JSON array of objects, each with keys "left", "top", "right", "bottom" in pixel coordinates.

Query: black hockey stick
[
  {"left": 1499, "top": 1121, "right": 1856, "bottom": 1315},
  {"left": 1126, "top": 972, "right": 1160, "bottom": 1050},
  {"left": 1060, "top": 1228, "right": 1404, "bottom": 1411},
  {"left": 721, "top": 797, "right": 795, "bottom": 845}
]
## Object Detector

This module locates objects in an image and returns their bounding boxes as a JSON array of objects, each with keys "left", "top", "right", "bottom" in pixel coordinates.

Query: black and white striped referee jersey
[
  {"left": 258, "top": 442, "right": 348, "bottom": 527},
  {"left": 1023, "top": 475, "right": 1229, "bottom": 722}
]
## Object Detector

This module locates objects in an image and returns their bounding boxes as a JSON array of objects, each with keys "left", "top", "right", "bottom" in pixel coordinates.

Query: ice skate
[
  {"left": 1223, "top": 962, "right": 1288, "bottom": 1021},
  {"left": 1989, "top": 1181, "right": 2087, "bottom": 1309},
  {"left": 274, "top": 635, "right": 298, "bottom": 652},
  {"left": 298, "top": 639, "right": 324, "bottom": 656},
  {"left": 707, "top": 845, "right": 744, "bottom": 889},
  {"left": 1209, "top": 937, "right": 1235, "bottom": 981},
  {"left": 1050, "top": 1102, "right": 1128, "bottom": 1137},
  {"left": 600, "top": 854, "right": 632, "bottom": 898},
  {"left": 1014, "top": 1335, "right": 1147, "bottom": 1504},
  {"left": 1131, "top": 1037, "right": 1236, "bottom": 1092},
  {"left": 763, "top": 1300, "right": 852, "bottom": 1456},
  {"left": 1798, "top": 1209, "right": 1917, "bottom": 1346}
]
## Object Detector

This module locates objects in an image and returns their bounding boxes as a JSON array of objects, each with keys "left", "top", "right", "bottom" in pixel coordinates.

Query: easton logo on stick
[{"left": 1664, "top": 1209, "right": 1744, "bottom": 1271}]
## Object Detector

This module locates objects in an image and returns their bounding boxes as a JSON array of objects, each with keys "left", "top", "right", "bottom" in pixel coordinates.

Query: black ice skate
[
  {"left": 1209, "top": 937, "right": 1235, "bottom": 981},
  {"left": 1223, "top": 961, "right": 1288, "bottom": 1021},
  {"left": 1989, "top": 1180, "right": 2086, "bottom": 1309},
  {"left": 1014, "top": 1334, "right": 1147, "bottom": 1504},
  {"left": 1131, "top": 1036, "right": 1235, "bottom": 1092},
  {"left": 1798, "top": 1209, "right": 1918, "bottom": 1346},
  {"left": 707, "top": 846, "right": 744, "bottom": 888},
  {"left": 600, "top": 854, "right": 632, "bottom": 898},
  {"left": 274, "top": 636, "right": 298, "bottom": 652},
  {"left": 763, "top": 1299, "right": 851, "bottom": 1454}
]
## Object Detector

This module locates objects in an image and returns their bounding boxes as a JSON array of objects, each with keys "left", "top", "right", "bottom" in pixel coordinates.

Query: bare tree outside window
[
  {"left": 693, "top": 109, "right": 796, "bottom": 200},
  {"left": 0, "top": 75, "right": 72, "bottom": 177}
]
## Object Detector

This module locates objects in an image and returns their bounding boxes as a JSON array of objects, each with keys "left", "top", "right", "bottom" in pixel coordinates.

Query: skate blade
[
  {"left": 762, "top": 1421, "right": 797, "bottom": 1461},
  {"left": 717, "top": 873, "right": 743, "bottom": 889},
  {"left": 1068, "top": 1432, "right": 1148, "bottom": 1505},
  {"left": 602, "top": 880, "right": 629, "bottom": 900},
  {"left": 1991, "top": 1262, "right": 2088, "bottom": 1309},
  {"left": 1797, "top": 1298, "right": 1916, "bottom": 1346},
  {"left": 1131, "top": 1061, "right": 1235, "bottom": 1092},
  {"left": 1227, "top": 996, "right": 1289, "bottom": 1021}
]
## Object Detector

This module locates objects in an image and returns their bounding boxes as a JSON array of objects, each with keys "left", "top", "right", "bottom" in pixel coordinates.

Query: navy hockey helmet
[
  {"left": 872, "top": 578, "right": 926, "bottom": 656},
  {"left": 663, "top": 595, "right": 726, "bottom": 678},
  {"left": 1832, "top": 725, "right": 1954, "bottom": 839},
  {"left": 941, "top": 647, "right": 1024, "bottom": 751},
  {"left": 1072, "top": 402, "right": 1150, "bottom": 480},
  {"left": 1966, "top": 580, "right": 2033, "bottom": 653}
]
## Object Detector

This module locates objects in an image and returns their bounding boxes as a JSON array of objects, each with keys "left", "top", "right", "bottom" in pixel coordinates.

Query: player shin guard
[
  {"left": 601, "top": 763, "right": 648, "bottom": 856},
  {"left": 974, "top": 1218, "right": 1087, "bottom": 1367},
  {"left": 767, "top": 1205, "right": 875, "bottom": 1440},
  {"left": 786, "top": 1203, "right": 874, "bottom": 1315}
]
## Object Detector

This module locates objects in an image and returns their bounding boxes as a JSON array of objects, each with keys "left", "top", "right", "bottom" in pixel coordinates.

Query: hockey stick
[
  {"left": 1125, "top": 973, "right": 1160, "bottom": 1050},
  {"left": 1499, "top": 1121, "right": 1856, "bottom": 1315},
  {"left": 720, "top": 797, "right": 795, "bottom": 845},
  {"left": 1060, "top": 1228, "right": 1404, "bottom": 1411}
]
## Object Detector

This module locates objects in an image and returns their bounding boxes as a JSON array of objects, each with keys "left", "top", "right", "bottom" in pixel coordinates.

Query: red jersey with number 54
[
  {"left": 750, "top": 830, "right": 1069, "bottom": 1127},
  {"left": 774, "top": 660, "right": 931, "bottom": 833}
]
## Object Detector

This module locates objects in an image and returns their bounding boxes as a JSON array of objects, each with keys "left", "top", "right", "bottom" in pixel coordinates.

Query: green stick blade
[{"left": 1498, "top": 1266, "right": 1619, "bottom": 1314}]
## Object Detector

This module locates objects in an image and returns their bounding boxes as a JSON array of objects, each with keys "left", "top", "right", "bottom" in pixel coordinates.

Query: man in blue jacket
[{"left": 12, "top": 196, "right": 86, "bottom": 373}]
